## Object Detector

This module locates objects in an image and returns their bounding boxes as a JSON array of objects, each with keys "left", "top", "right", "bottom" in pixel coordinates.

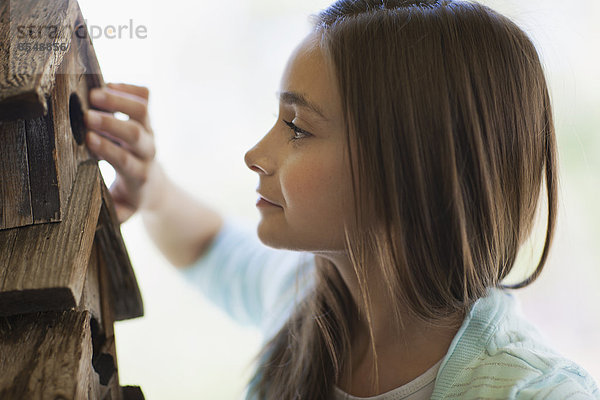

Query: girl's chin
[{"left": 256, "top": 219, "right": 287, "bottom": 248}]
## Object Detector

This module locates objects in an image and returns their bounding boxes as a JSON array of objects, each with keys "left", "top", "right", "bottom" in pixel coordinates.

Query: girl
[{"left": 84, "top": 0, "right": 600, "bottom": 399}]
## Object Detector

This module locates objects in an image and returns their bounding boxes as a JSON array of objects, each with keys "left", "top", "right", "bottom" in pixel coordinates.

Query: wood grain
[
  {"left": 51, "top": 31, "right": 98, "bottom": 229},
  {"left": 0, "top": 0, "right": 78, "bottom": 121},
  {"left": 0, "top": 309, "right": 101, "bottom": 399},
  {"left": 78, "top": 241, "right": 103, "bottom": 329},
  {"left": 0, "top": 119, "right": 33, "bottom": 229},
  {"left": 24, "top": 95, "right": 61, "bottom": 223},
  {"left": 0, "top": 0, "right": 104, "bottom": 230},
  {"left": 0, "top": 0, "right": 103, "bottom": 122},
  {"left": 96, "top": 181, "right": 144, "bottom": 321},
  {"left": 73, "top": 10, "right": 105, "bottom": 90},
  {"left": 0, "top": 161, "right": 102, "bottom": 316}
]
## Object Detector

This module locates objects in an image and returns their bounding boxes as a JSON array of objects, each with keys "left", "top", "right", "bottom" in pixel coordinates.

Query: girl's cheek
[
  {"left": 285, "top": 158, "right": 346, "bottom": 211},
  {"left": 283, "top": 165, "right": 322, "bottom": 205}
]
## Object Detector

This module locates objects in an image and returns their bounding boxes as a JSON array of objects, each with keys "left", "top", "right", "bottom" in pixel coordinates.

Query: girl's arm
[
  {"left": 84, "top": 83, "right": 223, "bottom": 267},
  {"left": 139, "top": 162, "right": 224, "bottom": 267},
  {"left": 178, "top": 215, "right": 315, "bottom": 335}
]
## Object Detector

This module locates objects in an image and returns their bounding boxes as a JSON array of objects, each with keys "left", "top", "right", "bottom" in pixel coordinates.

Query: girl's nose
[{"left": 244, "top": 145, "right": 272, "bottom": 175}]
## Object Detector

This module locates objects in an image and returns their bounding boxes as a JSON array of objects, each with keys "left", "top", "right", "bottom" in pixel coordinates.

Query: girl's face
[{"left": 244, "top": 32, "right": 354, "bottom": 253}]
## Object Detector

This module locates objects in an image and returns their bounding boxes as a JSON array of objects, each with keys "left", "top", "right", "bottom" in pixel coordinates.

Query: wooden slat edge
[{"left": 97, "top": 180, "right": 144, "bottom": 320}]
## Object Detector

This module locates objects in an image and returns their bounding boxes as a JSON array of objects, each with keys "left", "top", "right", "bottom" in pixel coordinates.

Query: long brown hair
[{"left": 247, "top": 1, "right": 558, "bottom": 398}]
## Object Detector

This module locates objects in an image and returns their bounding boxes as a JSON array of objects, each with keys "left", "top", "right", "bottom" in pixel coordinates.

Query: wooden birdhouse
[{"left": 0, "top": 0, "right": 145, "bottom": 398}]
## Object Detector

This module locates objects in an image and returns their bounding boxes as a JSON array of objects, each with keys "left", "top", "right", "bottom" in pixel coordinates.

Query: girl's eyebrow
[{"left": 275, "top": 90, "right": 329, "bottom": 121}]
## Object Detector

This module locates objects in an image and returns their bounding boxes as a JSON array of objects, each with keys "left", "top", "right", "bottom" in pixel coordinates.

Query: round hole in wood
[{"left": 69, "top": 93, "right": 85, "bottom": 145}]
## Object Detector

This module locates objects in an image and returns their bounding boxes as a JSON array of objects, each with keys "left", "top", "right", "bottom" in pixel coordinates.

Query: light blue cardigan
[{"left": 178, "top": 217, "right": 600, "bottom": 399}]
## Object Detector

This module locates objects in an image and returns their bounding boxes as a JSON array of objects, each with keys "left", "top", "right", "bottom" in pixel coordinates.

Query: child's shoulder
[
  {"left": 432, "top": 287, "right": 600, "bottom": 399},
  {"left": 458, "top": 341, "right": 600, "bottom": 399}
]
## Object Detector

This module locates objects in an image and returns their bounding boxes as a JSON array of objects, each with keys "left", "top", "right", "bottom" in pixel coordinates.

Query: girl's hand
[{"left": 84, "top": 82, "right": 159, "bottom": 224}]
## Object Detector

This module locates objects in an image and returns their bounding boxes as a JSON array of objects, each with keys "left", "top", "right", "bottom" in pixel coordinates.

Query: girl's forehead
[{"left": 278, "top": 33, "right": 342, "bottom": 124}]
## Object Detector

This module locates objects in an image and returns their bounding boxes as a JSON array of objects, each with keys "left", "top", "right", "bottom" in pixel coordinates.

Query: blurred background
[{"left": 76, "top": 0, "right": 600, "bottom": 398}]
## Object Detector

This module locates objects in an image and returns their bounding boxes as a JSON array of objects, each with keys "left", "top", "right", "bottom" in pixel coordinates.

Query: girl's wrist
[{"left": 138, "top": 160, "right": 170, "bottom": 214}]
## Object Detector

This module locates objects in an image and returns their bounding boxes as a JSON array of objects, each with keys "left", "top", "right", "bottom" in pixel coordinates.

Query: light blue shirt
[{"left": 178, "top": 216, "right": 600, "bottom": 399}]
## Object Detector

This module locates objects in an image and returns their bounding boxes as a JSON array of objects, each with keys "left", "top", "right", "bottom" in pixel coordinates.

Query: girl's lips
[
  {"left": 256, "top": 196, "right": 282, "bottom": 208},
  {"left": 256, "top": 191, "right": 282, "bottom": 207}
]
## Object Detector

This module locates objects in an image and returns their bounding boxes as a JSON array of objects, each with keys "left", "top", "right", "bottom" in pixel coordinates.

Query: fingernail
[
  {"left": 90, "top": 89, "right": 105, "bottom": 103},
  {"left": 88, "top": 131, "right": 100, "bottom": 148},
  {"left": 86, "top": 110, "right": 101, "bottom": 127}
]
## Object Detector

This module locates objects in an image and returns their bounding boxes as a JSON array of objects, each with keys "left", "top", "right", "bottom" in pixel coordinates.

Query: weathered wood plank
[
  {"left": 0, "top": 0, "right": 78, "bottom": 121},
  {"left": 0, "top": 119, "right": 33, "bottom": 229},
  {"left": 96, "top": 181, "right": 144, "bottom": 321},
  {"left": 71, "top": 10, "right": 105, "bottom": 90},
  {"left": 0, "top": 161, "right": 102, "bottom": 316},
  {"left": 0, "top": 1, "right": 48, "bottom": 120},
  {"left": 78, "top": 241, "right": 102, "bottom": 328},
  {"left": 52, "top": 30, "right": 98, "bottom": 226},
  {"left": 24, "top": 95, "right": 61, "bottom": 223},
  {"left": 98, "top": 233, "right": 115, "bottom": 338},
  {"left": 0, "top": 229, "right": 18, "bottom": 285},
  {"left": 0, "top": 309, "right": 100, "bottom": 399},
  {"left": 0, "top": 0, "right": 104, "bottom": 122}
]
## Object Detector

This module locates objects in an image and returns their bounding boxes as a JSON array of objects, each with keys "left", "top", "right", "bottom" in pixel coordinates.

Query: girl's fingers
[
  {"left": 87, "top": 131, "right": 149, "bottom": 183},
  {"left": 84, "top": 109, "right": 155, "bottom": 161},
  {"left": 106, "top": 82, "right": 150, "bottom": 101},
  {"left": 89, "top": 87, "right": 149, "bottom": 127},
  {"left": 114, "top": 203, "right": 136, "bottom": 224}
]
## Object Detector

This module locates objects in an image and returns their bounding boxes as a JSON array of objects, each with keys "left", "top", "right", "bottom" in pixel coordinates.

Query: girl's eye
[{"left": 282, "top": 120, "right": 311, "bottom": 142}]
